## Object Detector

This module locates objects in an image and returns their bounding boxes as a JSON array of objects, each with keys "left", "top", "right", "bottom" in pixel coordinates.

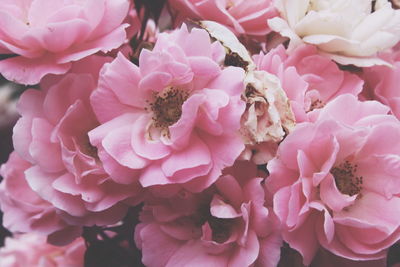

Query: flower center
[
  {"left": 309, "top": 99, "right": 325, "bottom": 111},
  {"left": 330, "top": 160, "right": 363, "bottom": 196},
  {"left": 149, "top": 87, "right": 189, "bottom": 129},
  {"left": 80, "top": 135, "right": 98, "bottom": 159},
  {"left": 208, "top": 217, "right": 236, "bottom": 243},
  {"left": 192, "top": 202, "right": 237, "bottom": 244}
]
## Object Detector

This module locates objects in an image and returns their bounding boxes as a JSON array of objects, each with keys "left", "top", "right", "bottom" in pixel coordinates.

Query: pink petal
[
  {"left": 210, "top": 194, "right": 241, "bottom": 219},
  {"left": 334, "top": 191, "right": 400, "bottom": 234},
  {"left": 215, "top": 174, "right": 244, "bottom": 208},
  {"left": 0, "top": 55, "right": 71, "bottom": 85},
  {"left": 13, "top": 117, "right": 34, "bottom": 162},
  {"left": 161, "top": 134, "right": 211, "bottom": 177},
  {"left": 99, "top": 53, "right": 149, "bottom": 109},
  {"left": 30, "top": 118, "right": 65, "bottom": 172},
  {"left": 102, "top": 124, "right": 149, "bottom": 169},
  {"left": 229, "top": 230, "right": 260, "bottom": 267},
  {"left": 139, "top": 163, "right": 171, "bottom": 187},
  {"left": 166, "top": 240, "right": 229, "bottom": 267},
  {"left": 131, "top": 115, "right": 171, "bottom": 160},
  {"left": 255, "top": 234, "right": 283, "bottom": 267},
  {"left": 188, "top": 56, "right": 220, "bottom": 77},
  {"left": 56, "top": 23, "right": 128, "bottom": 64},
  {"left": 169, "top": 94, "right": 204, "bottom": 149},
  {"left": 207, "top": 66, "right": 245, "bottom": 95},
  {"left": 42, "top": 19, "right": 92, "bottom": 52},
  {"left": 97, "top": 146, "right": 141, "bottom": 184},
  {"left": 319, "top": 174, "right": 357, "bottom": 212},
  {"left": 138, "top": 223, "right": 182, "bottom": 267}
]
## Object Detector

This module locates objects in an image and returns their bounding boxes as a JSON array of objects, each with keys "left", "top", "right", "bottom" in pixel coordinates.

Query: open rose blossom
[
  {"left": 0, "top": 233, "right": 85, "bottom": 267},
  {"left": 0, "top": 152, "right": 81, "bottom": 245},
  {"left": 12, "top": 73, "right": 142, "bottom": 228},
  {"left": 135, "top": 161, "right": 282, "bottom": 267},
  {"left": 266, "top": 94, "right": 400, "bottom": 264},
  {"left": 255, "top": 44, "right": 363, "bottom": 122},
  {"left": 268, "top": 0, "right": 400, "bottom": 66},
  {"left": 169, "top": 0, "right": 278, "bottom": 38},
  {"left": 0, "top": 0, "right": 130, "bottom": 85},
  {"left": 89, "top": 24, "right": 246, "bottom": 192}
]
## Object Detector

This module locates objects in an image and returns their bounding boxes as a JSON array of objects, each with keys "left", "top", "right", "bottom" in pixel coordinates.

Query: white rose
[{"left": 269, "top": 0, "right": 400, "bottom": 66}]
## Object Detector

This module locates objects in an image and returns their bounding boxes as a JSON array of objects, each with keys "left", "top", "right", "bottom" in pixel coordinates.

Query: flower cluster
[{"left": 0, "top": 0, "right": 400, "bottom": 266}]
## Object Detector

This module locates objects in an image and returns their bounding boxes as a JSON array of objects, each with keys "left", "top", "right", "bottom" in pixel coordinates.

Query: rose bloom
[
  {"left": 135, "top": 161, "right": 282, "bottom": 267},
  {"left": 255, "top": 44, "right": 363, "bottom": 122},
  {"left": 0, "top": 233, "right": 85, "bottom": 267},
  {"left": 0, "top": 0, "right": 130, "bottom": 85},
  {"left": 268, "top": 0, "right": 400, "bottom": 66},
  {"left": 266, "top": 94, "right": 400, "bottom": 264},
  {"left": 12, "top": 73, "right": 142, "bottom": 228},
  {"left": 169, "top": 0, "right": 278, "bottom": 38},
  {"left": 89, "top": 24, "right": 246, "bottom": 192},
  {"left": 0, "top": 152, "right": 81, "bottom": 245}
]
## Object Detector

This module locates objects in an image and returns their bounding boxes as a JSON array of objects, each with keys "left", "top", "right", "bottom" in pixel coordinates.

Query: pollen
[
  {"left": 149, "top": 87, "right": 189, "bottom": 130},
  {"left": 330, "top": 160, "right": 363, "bottom": 196},
  {"left": 309, "top": 99, "right": 325, "bottom": 111}
]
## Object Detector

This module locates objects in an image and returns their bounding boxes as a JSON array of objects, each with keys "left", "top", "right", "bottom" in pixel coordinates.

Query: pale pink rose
[
  {"left": 0, "top": 0, "right": 130, "bottom": 85},
  {"left": 135, "top": 161, "right": 282, "bottom": 267},
  {"left": 89, "top": 24, "right": 246, "bottom": 192},
  {"left": 268, "top": 0, "right": 400, "bottom": 66},
  {"left": 0, "top": 233, "right": 85, "bottom": 267},
  {"left": 12, "top": 73, "right": 142, "bottom": 227},
  {"left": 266, "top": 94, "right": 400, "bottom": 264},
  {"left": 362, "top": 62, "right": 400, "bottom": 119},
  {"left": 0, "top": 152, "right": 81, "bottom": 245},
  {"left": 255, "top": 45, "right": 363, "bottom": 122},
  {"left": 169, "top": 0, "right": 278, "bottom": 38}
]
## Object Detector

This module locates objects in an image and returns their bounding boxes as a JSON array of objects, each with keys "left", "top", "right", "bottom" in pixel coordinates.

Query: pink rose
[
  {"left": 255, "top": 45, "right": 363, "bottom": 122},
  {"left": 12, "top": 73, "right": 142, "bottom": 227},
  {"left": 89, "top": 24, "right": 246, "bottom": 192},
  {"left": 169, "top": 0, "right": 278, "bottom": 38},
  {"left": 0, "top": 152, "right": 81, "bottom": 245},
  {"left": 0, "top": 0, "right": 130, "bottom": 85},
  {"left": 0, "top": 233, "right": 85, "bottom": 267},
  {"left": 266, "top": 94, "right": 400, "bottom": 264},
  {"left": 135, "top": 161, "right": 282, "bottom": 267}
]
